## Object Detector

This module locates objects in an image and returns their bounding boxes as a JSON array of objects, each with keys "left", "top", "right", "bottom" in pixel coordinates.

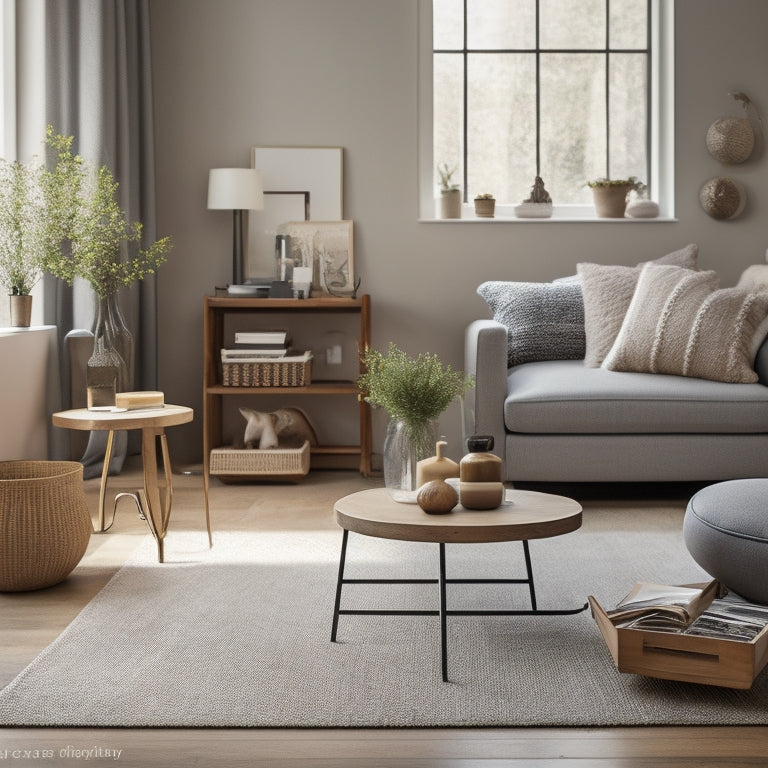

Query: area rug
[{"left": 1, "top": 505, "right": 767, "bottom": 727}]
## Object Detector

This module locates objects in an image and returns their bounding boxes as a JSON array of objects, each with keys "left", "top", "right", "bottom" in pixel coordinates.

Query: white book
[
  {"left": 222, "top": 350, "right": 312, "bottom": 364},
  {"left": 221, "top": 348, "right": 288, "bottom": 360},
  {"left": 234, "top": 330, "right": 288, "bottom": 345}
]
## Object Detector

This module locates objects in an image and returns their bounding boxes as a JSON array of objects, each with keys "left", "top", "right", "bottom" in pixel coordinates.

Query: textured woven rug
[{"left": 1, "top": 504, "right": 767, "bottom": 727}]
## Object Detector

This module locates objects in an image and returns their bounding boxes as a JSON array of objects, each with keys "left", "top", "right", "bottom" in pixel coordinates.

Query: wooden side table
[{"left": 52, "top": 405, "right": 212, "bottom": 563}]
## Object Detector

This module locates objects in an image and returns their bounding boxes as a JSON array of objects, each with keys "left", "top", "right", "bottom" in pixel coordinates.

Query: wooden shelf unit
[{"left": 202, "top": 294, "right": 372, "bottom": 482}]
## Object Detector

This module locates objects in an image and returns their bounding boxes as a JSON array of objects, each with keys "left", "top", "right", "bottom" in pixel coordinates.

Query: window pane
[
  {"left": 434, "top": 0, "right": 464, "bottom": 49},
  {"left": 433, "top": 53, "right": 464, "bottom": 195},
  {"left": 610, "top": 0, "right": 647, "bottom": 49},
  {"left": 467, "top": 0, "right": 536, "bottom": 50},
  {"left": 609, "top": 53, "right": 647, "bottom": 183},
  {"left": 467, "top": 53, "right": 536, "bottom": 203},
  {"left": 539, "top": 0, "right": 605, "bottom": 50},
  {"left": 540, "top": 54, "right": 606, "bottom": 203}
]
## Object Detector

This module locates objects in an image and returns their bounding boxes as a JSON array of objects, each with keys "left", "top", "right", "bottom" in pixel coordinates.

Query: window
[{"left": 421, "top": 0, "right": 673, "bottom": 219}]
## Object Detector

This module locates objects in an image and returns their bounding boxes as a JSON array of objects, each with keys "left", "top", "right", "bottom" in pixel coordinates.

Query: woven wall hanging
[{"left": 705, "top": 116, "right": 755, "bottom": 164}]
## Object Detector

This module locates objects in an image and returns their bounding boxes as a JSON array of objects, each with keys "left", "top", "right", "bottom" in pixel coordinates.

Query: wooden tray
[{"left": 589, "top": 580, "right": 768, "bottom": 689}]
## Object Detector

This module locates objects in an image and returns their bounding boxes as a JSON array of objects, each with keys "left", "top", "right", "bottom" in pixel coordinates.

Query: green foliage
[
  {"left": 358, "top": 343, "right": 473, "bottom": 428},
  {"left": 437, "top": 163, "right": 459, "bottom": 192},
  {"left": 41, "top": 126, "right": 172, "bottom": 298},
  {"left": 474, "top": 193, "right": 494, "bottom": 200},
  {"left": 585, "top": 176, "right": 643, "bottom": 191},
  {"left": 0, "top": 159, "right": 46, "bottom": 294}
]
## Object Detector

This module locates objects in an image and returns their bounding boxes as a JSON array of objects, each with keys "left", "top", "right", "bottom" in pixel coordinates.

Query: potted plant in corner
[
  {"left": 473, "top": 193, "right": 496, "bottom": 218},
  {"left": 0, "top": 155, "right": 51, "bottom": 327},
  {"left": 586, "top": 176, "right": 643, "bottom": 218},
  {"left": 358, "top": 343, "right": 473, "bottom": 503},
  {"left": 438, "top": 163, "right": 462, "bottom": 219}
]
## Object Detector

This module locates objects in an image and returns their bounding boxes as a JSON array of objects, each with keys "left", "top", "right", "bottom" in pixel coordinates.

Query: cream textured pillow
[
  {"left": 602, "top": 264, "right": 768, "bottom": 383},
  {"left": 578, "top": 244, "right": 699, "bottom": 367}
]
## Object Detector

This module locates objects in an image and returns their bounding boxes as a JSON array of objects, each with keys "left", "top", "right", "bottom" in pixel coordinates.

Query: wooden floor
[{"left": 1, "top": 461, "right": 766, "bottom": 766}]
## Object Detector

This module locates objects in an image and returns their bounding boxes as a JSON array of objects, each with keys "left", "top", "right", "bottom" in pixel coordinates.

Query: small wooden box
[
  {"left": 589, "top": 580, "right": 768, "bottom": 689},
  {"left": 209, "top": 441, "right": 311, "bottom": 482}
]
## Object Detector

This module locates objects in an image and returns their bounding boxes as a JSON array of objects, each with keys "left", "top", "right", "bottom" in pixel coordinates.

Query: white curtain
[{"left": 13, "top": 0, "right": 160, "bottom": 473}]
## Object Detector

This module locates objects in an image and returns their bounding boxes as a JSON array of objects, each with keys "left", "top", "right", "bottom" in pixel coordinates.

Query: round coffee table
[{"left": 331, "top": 487, "right": 585, "bottom": 682}]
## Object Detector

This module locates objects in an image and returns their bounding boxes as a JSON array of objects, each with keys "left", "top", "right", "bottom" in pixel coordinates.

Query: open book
[{"left": 607, "top": 582, "right": 708, "bottom": 631}]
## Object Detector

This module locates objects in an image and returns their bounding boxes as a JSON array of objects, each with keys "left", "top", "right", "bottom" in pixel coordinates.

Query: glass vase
[
  {"left": 383, "top": 418, "right": 439, "bottom": 503},
  {"left": 87, "top": 293, "right": 134, "bottom": 408}
]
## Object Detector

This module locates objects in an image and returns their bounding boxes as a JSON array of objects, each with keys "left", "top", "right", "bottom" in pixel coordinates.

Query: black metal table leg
[
  {"left": 522, "top": 539, "right": 537, "bottom": 611},
  {"left": 330, "top": 528, "right": 349, "bottom": 642},
  {"left": 439, "top": 542, "right": 448, "bottom": 682}
]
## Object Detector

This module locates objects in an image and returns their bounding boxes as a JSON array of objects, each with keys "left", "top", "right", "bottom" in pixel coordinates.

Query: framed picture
[
  {"left": 276, "top": 221, "right": 353, "bottom": 296},
  {"left": 246, "top": 147, "right": 343, "bottom": 278}
]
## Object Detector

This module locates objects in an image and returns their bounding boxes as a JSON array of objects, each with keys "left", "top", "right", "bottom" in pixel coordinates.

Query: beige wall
[{"left": 150, "top": 0, "right": 768, "bottom": 464}]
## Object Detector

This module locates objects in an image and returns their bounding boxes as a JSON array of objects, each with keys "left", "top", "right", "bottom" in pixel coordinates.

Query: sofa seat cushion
[{"left": 504, "top": 359, "right": 768, "bottom": 434}]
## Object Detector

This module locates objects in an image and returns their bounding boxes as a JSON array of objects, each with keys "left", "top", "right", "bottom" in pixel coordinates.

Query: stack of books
[{"left": 221, "top": 330, "right": 308, "bottom": 363}]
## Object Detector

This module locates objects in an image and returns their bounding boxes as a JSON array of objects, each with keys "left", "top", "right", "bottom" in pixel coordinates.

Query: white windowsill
[{"left": 419, "top": 216, "right": 678, "bottom": 223}]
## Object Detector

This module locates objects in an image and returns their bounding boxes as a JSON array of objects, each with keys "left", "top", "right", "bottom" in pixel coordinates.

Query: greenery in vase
[
  {"left": 358, "top": 343, "right": 473, "bottom": 429},
  {"left": 0, "top": 156, "right": 49, "bottom": 295},
  {"left": 42, "top": 127, "right": 172, "bottom": 298},
  {"left": 438, "top": 163, "right": 459, "bottom": 192}
]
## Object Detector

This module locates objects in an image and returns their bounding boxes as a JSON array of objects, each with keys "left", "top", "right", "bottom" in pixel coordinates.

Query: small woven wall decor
[
  {"left": 706, "top": 116, "right": 755, "bottom": 164},
  {"left": 699, "top": 177, "right": 746, "bottom": 220}
]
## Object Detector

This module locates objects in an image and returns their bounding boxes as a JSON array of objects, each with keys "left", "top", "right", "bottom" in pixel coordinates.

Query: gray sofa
[{"left": 465, "top": 319, "right": 768, "bottom": 483}]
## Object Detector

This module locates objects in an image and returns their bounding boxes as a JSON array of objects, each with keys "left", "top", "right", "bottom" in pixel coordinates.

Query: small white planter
[{"left": 514, "top": 202, "right": 553, "bottom": 219}]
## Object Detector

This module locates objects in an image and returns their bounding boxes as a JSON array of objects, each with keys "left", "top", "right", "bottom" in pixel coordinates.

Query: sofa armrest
[
  {"left": 465, "top": 319, "right": 508, "bottom": 459},
  {"left": 756, "top": 334, "right": 768, "bottom": 386}
]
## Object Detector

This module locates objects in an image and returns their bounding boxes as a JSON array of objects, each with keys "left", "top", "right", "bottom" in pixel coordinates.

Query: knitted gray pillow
[{"left": 477, "top": 281, "right": 585, "bottom": 367}]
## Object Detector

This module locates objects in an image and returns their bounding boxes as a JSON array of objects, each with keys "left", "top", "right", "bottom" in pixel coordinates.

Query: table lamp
[{"left": 207, "top": 168, "right": 264, "bottom": 286}]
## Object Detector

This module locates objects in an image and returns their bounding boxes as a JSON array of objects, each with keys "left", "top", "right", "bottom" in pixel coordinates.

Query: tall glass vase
[
  {"left": 383, "top": 418, "right": 439, "bottom": 503},
  {"left": 86, "top": 292, "right": 134, "bottom": 408}
]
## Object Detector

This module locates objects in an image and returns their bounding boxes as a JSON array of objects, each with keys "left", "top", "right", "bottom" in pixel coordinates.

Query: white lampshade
[{"left": 207, "top": 168, "right": 264, "bottom": 210}]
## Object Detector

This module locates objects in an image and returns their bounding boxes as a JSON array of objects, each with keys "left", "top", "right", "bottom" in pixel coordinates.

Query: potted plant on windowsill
[
  {"left": 438, "top": 163, "right": 461, "bottom": 219},
  {"left": 473, "top": 193, "right": 496, "bottom": 218},
  {"left": 358, "top": 343, "right": 473, "bottom": 502},
  {"left": 586, "top": 177, "right": 643, "bottom": 218},
  {"left": 514, "top": 176, "right": 553, "bottom": 218},
  {"left": 0, "top": 156, "right": 50, "bottom": 327}
]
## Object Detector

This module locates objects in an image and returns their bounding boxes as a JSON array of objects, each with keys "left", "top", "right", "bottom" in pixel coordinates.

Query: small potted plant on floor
[
  {"left": 586, "top": 176, "right": 643, "bottom": 218},
  {"left": 473, "top": 193, "right": 496, "bottom": 218},
  {"left": 438, "top": 163, "right": 461, "bottom": 219}
]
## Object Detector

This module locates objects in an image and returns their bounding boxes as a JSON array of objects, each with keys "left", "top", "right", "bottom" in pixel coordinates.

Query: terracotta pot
[
  {"left": 591, "top": 184, "right": 631, "bottom": 218},
  {"left": 440, "top": 189, "right": 462, "bottom": 219},
  {"left": 9, "top": 294, "right": 32, "bottom": 327}
]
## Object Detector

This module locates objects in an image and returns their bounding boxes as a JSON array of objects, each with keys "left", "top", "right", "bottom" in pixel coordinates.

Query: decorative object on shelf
[
  {"left": 240, "top": 407, "right": 279, "bottom": 449},
  {"left": 358, "top": 343, "right": 473, "bottom": 502},
  {"left": 625, "top": 181, "right": 660, "bottom": 219},
  {"left": 706, "top": 93, "right": 761, "bottom": 165},
  {"left": 699, "top": 176, "right": 747, "bottom": 220},
  {"left": 275, "top": 220, "right": 354, "bottom": 296},
  {"left": 207, "top": 167, "right": 264, "bottom": 287},
  {"left": 438, "top": 163, "right": 461, "bottom": 219},
  {"left": 473, "top": 193, "right": 496, "bottom": 218},
  {"left": 416, "top": 478, "right": 458, "bottom": 515},
  {"left": 514, "top": 176, "right": 553, "bottom": 218},
  {"left": 240, "top": 406, "right": 318, "bottom": 450},
  {"left": 586, "top": 177, "right": 643, "bottom": 218},
  {"left": 0, "top": 460, "right": 91, "bottom": 592}
]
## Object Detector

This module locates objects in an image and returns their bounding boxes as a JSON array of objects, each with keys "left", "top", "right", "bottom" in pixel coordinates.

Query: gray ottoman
[{"left": 683, "top": 479, "right": 768, "bottom": 604}]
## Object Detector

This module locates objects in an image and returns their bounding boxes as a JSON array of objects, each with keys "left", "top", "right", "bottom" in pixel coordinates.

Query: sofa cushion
[
  {"left": 503, "top": 359, "right": 768, "bottom": 434},
  {"left": 603, "top": 264, "right": 768, "bottom": 384},
  {"left": 476, "top": 281, "right": 585, "bottom": 367},
  {"left": 578, "top": 243, "right": 699, "bottom": 367}
]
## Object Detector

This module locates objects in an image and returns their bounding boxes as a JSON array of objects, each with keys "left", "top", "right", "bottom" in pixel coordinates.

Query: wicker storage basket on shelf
[
  {"left": 0, "top": 460, "right": 92, "bottom": 592},
  {"left": 221, "top": 354, "right": 312, "bottom": 387}
]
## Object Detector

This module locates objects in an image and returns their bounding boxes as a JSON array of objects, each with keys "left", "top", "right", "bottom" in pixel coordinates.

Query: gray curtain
[{"left": 19, "top": 0, "right": 160, "bottom": 474}]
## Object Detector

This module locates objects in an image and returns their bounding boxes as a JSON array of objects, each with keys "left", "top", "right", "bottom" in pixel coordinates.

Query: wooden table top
[
  {"left": 52, "top": 405, "right": 193, "bottom": 432},
  {"left": 334, "top": 487, "right": 582, "bottom": 544}
]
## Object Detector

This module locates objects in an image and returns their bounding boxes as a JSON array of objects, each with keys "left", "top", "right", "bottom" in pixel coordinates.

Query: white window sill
[{"left": 419, "top": 215, "right": 677, "bottom": 223}]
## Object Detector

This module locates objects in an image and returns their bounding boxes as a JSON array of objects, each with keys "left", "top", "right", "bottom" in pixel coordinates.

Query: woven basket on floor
[{"left": 0, "top": 461, "right": 92, "bottom": 592}]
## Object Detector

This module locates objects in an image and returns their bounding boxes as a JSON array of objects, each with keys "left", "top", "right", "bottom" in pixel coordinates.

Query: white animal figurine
[{"left": 239, "top": 408, "right": 279, "bottom": 450}]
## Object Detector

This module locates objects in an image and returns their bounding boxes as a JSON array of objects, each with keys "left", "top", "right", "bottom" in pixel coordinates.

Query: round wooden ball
[{"left": 417, "top": 480, "right": 458, "bottom": 515}]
